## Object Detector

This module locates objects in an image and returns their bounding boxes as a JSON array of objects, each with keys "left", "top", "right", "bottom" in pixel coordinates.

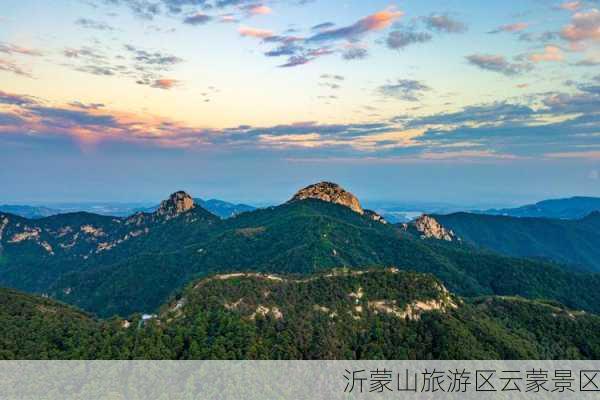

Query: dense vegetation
[
  {"left": 436, "top": 211, "right": 600, "bottom": 272},
  {"left": 3, "top": 269, "right": 600, "bottom": 360},
  {"left": 3, "top": 199, "right": 600, "bottom": 318}
]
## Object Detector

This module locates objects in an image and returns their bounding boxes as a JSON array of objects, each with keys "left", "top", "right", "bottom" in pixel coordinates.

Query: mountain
[
  {"left": 482, "top": 196, "right": 600, "bottom": 219},
  {"left": 434, "top": 211, "right": 600, "bottom": 272},
  {"left": 4, "top": 268, "right": 600, "bottom": 359},
  {"left": 0, "top": 205, "right": 60, "bottom": 219},
  {"left": 0, "top": 198, "right": 254, "bottom": 220},
  {"left": 3, "top": 182, "right": 600, "bottom": 320}
]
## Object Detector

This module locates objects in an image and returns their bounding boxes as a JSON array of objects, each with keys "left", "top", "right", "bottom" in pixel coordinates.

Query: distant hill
[
  {"left": 197, "top": 199, "right": 255, "bottom": 218},
  {"left": 482, "top": 196, "right": 600, "bottom": 219},
  {"left": 4, "top": 269, "right": 600, "bottom": 359},
  {"left": 435, "top": 211, "right": 600, "bottom": 272},
  {"left": 0, "top": 198, "right": 255, "bottom": 220},
  {"left": 0, "top": 205, "right": 60, "bottom": 219}
]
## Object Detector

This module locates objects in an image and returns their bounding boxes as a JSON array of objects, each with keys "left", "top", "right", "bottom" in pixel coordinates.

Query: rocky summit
[
  {"left": 413, "top": 215, "right": 456, "bottom": 241},
  {"left": 156, "top": 191, "right": 196, "bottom": 218},
  {"left": 289, "top": 182, "right": 364, "bottom": 215}
]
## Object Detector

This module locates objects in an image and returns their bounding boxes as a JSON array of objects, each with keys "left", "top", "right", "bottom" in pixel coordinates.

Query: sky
[{"left": 0, "top": 0, "right": 599, "bottom": 205}]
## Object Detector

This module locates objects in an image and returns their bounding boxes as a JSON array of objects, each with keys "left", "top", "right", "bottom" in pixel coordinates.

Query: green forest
[{"left": 3, "top": 269, "right": 600, "bottom": 360}]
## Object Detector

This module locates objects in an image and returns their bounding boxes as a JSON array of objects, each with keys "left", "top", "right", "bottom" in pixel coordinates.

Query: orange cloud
[
  {"left": 238, "top": 26, "right": 274, "bottom": 38},
  {"left": 151, "top": 79, "right": 179, "bottom": 90},
  {"left": 528, "top": 45, "right": 564, "bottom": 62},
  {"left": 359, "top": 9, "right": 404, "bottom": 31}
]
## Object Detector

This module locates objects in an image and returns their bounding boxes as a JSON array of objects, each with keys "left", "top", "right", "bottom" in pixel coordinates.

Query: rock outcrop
[
  {"left": 364, "top": 209, "right": 388, "bottom": 224},
  {"left": 413, "top": 215, "right": 456, "bottom": 241},
  {"left": 156, "top": 191, "right": 195, "bottom": 219},
  {"left": 289, "top": 182, "right": 364, "bottom": 215}
]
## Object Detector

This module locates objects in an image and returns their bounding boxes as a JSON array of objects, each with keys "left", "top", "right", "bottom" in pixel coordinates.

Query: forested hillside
[
  {"left": 3, "top": 269, "right": 600, "bottom": 360},
  {"left": 436, "top": 211, "right": 600, "bottom": 272}
]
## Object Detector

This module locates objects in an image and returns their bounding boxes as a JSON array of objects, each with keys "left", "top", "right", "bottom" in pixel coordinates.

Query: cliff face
[
  {"left": 156, "top": 191, "right": 195, "bottom": 218},
  {"left": 289, "top": 182, "right": 364, "bottom": 215},
  {"left": 413, "top": 215, "right": 456, "bottom": 241}
]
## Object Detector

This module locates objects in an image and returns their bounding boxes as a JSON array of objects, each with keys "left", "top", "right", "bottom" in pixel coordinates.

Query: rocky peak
[
  {"left": 364, "top": 210, "right": 388, "bottom": 224},
  {"left": 156, "top": 191, "right": 195, "bottom": 218},
  {"left": 289, "top": 182, "right": 364, "bottom": 215},
  {"left": 413, "top": 215, "right": 456, "bottom": 241}
]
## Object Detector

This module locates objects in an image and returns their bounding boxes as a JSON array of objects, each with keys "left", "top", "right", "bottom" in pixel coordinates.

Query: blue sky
[{"left": 0, "top": 0, "right": 599, "bottom": 205}]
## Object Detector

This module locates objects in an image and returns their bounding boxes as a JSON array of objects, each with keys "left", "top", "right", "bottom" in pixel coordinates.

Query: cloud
[
  {"left": 101, "top": 0, "right": 162, "bottom": 19},
  {"left": 0, "top": 59, "right": 32, "bottom": 77},
  {"left": 422, "top": 14, "right": 467, "bottom": 33},
  {"left": 151, "top": 78, "right": 179, "bottom": 89},
  {"left": 278, "top": 55, "right": 311, "bottom": 67},
  {"left": 528, "top": 45, "right": 564, "bottom": 62},
  {"left": 386, "top": 29, "right": 432, "bottom": 49},
  {"left": 575, "top": 57, "right": 600, "bottom": 66},
  {"left": 378, "top": 79, "right": 431, "bottom": 102},
  {"left": 342, "top": 46, "right": 368, "bottom": 60},
  {"left": 61, "top": 43, "right": 183, "bottom": 89},
  {"left": 543, "top": 90, "right": 600, "bottom": 114},
  {"left": 307, "top": 9, "right": 403, "bottom": 43},
  {"left": 183, "top": 12, "right": 212, "bottom": 25},
  {"left": 558, "top": 1, "right": 582, "bottom": 12},
  {"left": 2, "top": 81, "right": 599, "bottom": 160},
  {"left": 320, "top": 74, "right": 344, "bottom": 81},
  {"left": 0, "top": 90, "right": 37, "bottom": 106},
  {"left": 488, "top": 22, "right": 529, "bottom": 34},
  {"left": 0, "top": 42, "right": 43, "bottom": 57},
  {"left": 404, "top": 102, "right": 536, "bottom": 127},
  {"left": 0, "top": 112, "right": 25, "bottom": 126},
  {"left": 238, "top": 26, "right": 274, "bottom": 38},
  {"left": 560, "top": 9, "right": 600, "bottom": 44},
  {"left": 125, "top": 44, "right": 183, "bottom": 65},
  {"left": 466, "top": 54, "right": 532, "bottom": 76},
  {"left": 311, "top": 22, "right": 335, "bottom": 31},
  {"left": 28, "top": 106, "right": 120, "bottom": 128},
  {"left": 241, "top": 3, "right": 272, "bottom": 15},
  {"left": 75, "top": 18, "right": 115, "bottom": 31},
  {"left": 518, "top": 31, "right": 558, "bottom": 43},
  {"left": 275, "top": 45, "right": 333, "bottom": 67},
  {"left": 162, "top": 0, "right": 209, "bottom": 13},
  {"left": 68, "top": 101, "right": 106, "bottom": 110}
]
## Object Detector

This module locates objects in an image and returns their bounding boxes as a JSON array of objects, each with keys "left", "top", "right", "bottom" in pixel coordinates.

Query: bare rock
[
  {"left": 289, "top": 182, "right": 364, "bottom": 214},
  {"left": 156, "top": 191, "right": 195, "bottom": 218},
  {"left": 413, "top": 215, "right": 456, "bottom": 241}
]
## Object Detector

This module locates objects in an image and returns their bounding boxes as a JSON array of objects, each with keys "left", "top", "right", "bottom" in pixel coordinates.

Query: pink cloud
[
  {"left": 220, "top": 15, "right": 238, "bottom": 23},
  {"left": 559, "top": 1, "right": 581, "bottom": 11},
  {"left": 0, "top": 42, "right": 43, "bottom": 57},
  {"left": 245, "top": 5, "right": 272, "bottom": 16},
  {"left": 561, "top": 9, "right": 600, "bottom": 43},
  {"left": 528, "top": 45, "right": 564, "bottom": 62},
  {"left": 238, "top": 26, "right": 274, "bottom": 39}
]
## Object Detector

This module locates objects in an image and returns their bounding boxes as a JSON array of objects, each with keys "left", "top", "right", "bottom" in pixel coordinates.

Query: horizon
[
  {"left": 0, "top": 183, "right": 598, "bottom": 210},
  {"left": 1, "top": 0, "right": 599, "bottom": 204}
]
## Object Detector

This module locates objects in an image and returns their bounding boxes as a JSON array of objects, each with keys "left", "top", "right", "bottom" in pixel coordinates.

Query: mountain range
[
  {"left": 0, "top": 198, "right": 255, "bottom": 220},
  {"left": 481, "top": 196, "right": 600, "bottom": 219},
  {"left": 2, "top": 182, "right": 600, "bottom": 359}
]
